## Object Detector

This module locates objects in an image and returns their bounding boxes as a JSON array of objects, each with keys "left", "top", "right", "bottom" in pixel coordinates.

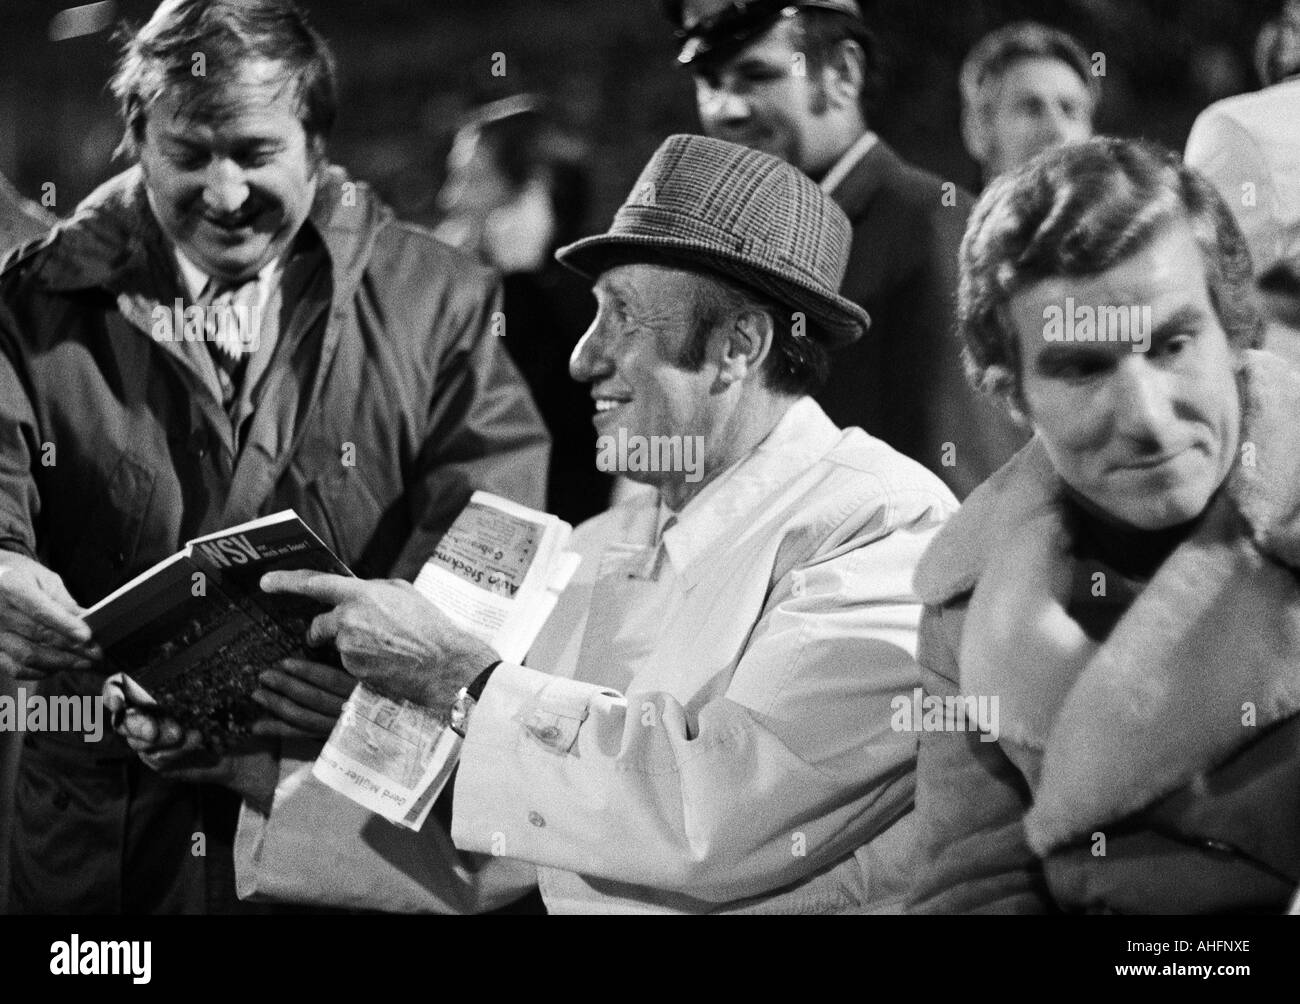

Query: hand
[
  {"left": 259, "top": 571, "right": 499, "bottom": 713},
  {"left": 108, "top": 694, "right": 279, "bottom": 814},
  {"left": 251, "top": 656, "right": 356, "bottom": 739},
  {"left": 0, "top": 551, "right": 101, "bottom": 680}
]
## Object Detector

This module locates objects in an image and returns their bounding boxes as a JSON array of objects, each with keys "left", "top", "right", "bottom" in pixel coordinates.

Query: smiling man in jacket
[{"left": 0, "top": 0, "right": 547, "bottom": 914}]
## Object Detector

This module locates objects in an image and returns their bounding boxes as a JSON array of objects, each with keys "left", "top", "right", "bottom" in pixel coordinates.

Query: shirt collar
[
  {"left": 819, "top": 130, "right": 879, "bottom": 196},
  {"left": 173, "top": 246, "right": 281, "bottom": 303},
  {"left": 659, "top": 397, "right": 842, "bottom": 586}
]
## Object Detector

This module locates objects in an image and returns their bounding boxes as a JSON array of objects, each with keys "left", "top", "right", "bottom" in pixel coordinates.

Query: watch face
[{"left": 450, "top": 690, "right": 475, "bottom": 738}]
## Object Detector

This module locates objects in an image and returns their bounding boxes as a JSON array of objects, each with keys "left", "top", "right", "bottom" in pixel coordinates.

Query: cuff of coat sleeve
[
  {"left": 468, "top": 662, "right": 615, "bottom": 756},
  {"left": 452, "top": 663, "right": 620, "bottom": 857}
]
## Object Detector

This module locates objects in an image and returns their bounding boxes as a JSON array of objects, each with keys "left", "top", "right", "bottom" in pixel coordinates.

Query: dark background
[{"left": 0, "top": 0, "right": 1289, "bottom": 232}]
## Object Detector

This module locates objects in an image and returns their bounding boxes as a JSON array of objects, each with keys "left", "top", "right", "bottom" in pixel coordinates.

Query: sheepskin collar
[{"left": 914, "top": 349, "right": 1300, "bottom": 854}]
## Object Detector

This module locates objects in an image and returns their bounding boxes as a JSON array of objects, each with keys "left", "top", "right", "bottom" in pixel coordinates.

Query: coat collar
[
  {"left": 915, "top": 350, "right": 1300, "bottom": 854},
  {"left": 660, "top": 397, "right": 843, "bottom": 589},
  {"left": 824, "top": 138, "right": 910, "bottom": 223},
  {"left": 819, "top": 130, "right": 879, "bottom": 196}
]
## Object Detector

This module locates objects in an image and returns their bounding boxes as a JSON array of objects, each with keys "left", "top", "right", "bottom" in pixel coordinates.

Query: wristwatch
[{"left": 449, "top": 660, "right": 501, "bottom": 738}]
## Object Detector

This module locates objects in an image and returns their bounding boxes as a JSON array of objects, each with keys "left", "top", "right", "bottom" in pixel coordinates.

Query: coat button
[
  {"left": 528, "top": 810, "right": 546, "bottom": 828},
  {"left": 52, "top": 788, "right": 71, "bottom": 810}
]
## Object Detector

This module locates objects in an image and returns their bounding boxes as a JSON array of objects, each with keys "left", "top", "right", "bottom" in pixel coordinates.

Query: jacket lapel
[
  {"left": 1025, "top": 495, "right": 1300, "bottom": 853},
  {"left": 220, "top": 247, "right": 332, "bottom": 526},
  {"left": 223, "top": 169, "right": 388, "bottom": 523},
  {"left": 825, "top": 141, "right": 894, "bottom": 224},
  {"left": 660, "top": 398, "right": 842, "bottom": 590}
]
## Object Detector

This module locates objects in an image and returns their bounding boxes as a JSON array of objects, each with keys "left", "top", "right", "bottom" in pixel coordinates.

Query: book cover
[{"left": 86, "top": 511, "right": 351, "bottom": 744}]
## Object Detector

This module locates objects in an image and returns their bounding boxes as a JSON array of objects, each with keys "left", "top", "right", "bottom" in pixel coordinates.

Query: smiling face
[
  {"left": 137, "top": 58, "right": 319, "bottom": 284},
  {"left": 570, "top": 263, "right": 728, "bottom": 490},
  {"left": 982, "top": 56, "right": 1093, "bottom": 178},
  {"left": 691, "top": 17, "right": 843, "bottom": 177},
  {"left": 1009, "top": 221, "right": 1244, "bottom": 530}
]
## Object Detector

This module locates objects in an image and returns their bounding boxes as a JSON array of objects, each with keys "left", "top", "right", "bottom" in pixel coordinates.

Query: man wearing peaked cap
[
  {"left": 210, "top": 133, "right": 960, "bottom": 914},
  {"left": 665, "top": 0, "right": 1027, "bottom": 498}
]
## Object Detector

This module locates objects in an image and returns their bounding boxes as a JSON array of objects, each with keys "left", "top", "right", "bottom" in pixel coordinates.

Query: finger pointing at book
[{"left": 260, "top": 571, "right": 500, "bottom": 714}]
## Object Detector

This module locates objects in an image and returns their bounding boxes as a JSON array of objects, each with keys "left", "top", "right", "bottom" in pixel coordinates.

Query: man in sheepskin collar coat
[{"left": 908, "top": 136, "right": 1300, "bottom": 914}]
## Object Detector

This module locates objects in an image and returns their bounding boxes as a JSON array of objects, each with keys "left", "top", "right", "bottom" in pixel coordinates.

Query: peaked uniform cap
[
  {"left": 667, "top": 0, "right": 864, "bottom": 66},
  {"left": 556, "top": 133, "right": 869, "bottom": 346}
]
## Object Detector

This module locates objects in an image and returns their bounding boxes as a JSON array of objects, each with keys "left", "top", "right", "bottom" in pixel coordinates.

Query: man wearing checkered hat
[
  {"left": 665, "top": 0, "right": 1026, "bottom": 499},
  {"left": 177, "top": 134, "right": 960, "bottom": 914}
]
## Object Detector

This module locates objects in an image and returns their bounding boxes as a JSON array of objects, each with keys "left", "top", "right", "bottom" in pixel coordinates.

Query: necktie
[{"left": 198, "top": 276, "right": 261, "bottom": 407}]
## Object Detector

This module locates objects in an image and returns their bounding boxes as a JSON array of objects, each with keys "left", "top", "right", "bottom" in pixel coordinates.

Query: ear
[
  {"left": 960, "top": 101, "right": 990, "bottom": 164},
  {"left": 307, "top": 133, "right": 328, "bottom": 174},
  {"left": 982, "top": 362, "right": 1030, "bottom": 427},
  {"left": 716, "top": 307, "right": 774, "bottom": 385},
  {"left": 822, "top": 39, "right": 866, "bottom": 111}
]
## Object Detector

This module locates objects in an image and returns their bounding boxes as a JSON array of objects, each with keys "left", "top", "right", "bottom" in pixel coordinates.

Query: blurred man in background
[
  {"left": 0, "top": 0, "right": 545, "bottom": 914},
  {"left": 0, "top": 172, "right": 52, "bottom": 260},
  {"left": 434, "top": 96, "right": 611, "bottom": 525},
  {"left": 959, "top": 21, "right": 1098, "bottom": 186},
  {"left": 665, "top": 0, "right": 1024, "bottom": 497}
]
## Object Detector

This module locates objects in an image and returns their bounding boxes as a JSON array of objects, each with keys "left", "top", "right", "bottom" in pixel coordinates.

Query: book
[
  {"left": 85, "top": 510, "right": 351, "bottom": 745},
  {"left": 313, "top": 491, "right": 580, "bottom": 830}
]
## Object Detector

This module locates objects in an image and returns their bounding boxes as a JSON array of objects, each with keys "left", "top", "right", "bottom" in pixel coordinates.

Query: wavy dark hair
[{"left": 958, "top": 136, "right": 1263, "bottom": 414}]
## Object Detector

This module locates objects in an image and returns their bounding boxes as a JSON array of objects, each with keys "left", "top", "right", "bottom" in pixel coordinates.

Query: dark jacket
[
  {"left": 0, "top": 173, "right": 53, "bottom": 258},
  {"left": 818, "top": 140, "right": 1026, "bottom": 499},
  {"left": 0, "top": 164, "right": 549, "bottom": 913},
  {"left": 907, "top": 350, "right": 1300, "bottom": 914},
  {"left": 0, "top": 171, "right": 54, "bottom": 915}
]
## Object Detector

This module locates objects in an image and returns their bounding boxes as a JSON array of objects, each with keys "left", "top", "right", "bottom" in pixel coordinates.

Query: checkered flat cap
[{"left": 557, "top": 134, "right": 869, "bottom": 346}]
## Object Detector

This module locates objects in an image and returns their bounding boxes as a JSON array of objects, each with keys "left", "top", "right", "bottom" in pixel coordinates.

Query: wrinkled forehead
[{"left": 596, "top": 261, "right": 700, "bottom": 301}]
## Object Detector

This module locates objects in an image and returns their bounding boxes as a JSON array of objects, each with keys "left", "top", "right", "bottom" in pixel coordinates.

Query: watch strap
[{"left": 465, "top": 659, "right": 502, "bottom": 702}]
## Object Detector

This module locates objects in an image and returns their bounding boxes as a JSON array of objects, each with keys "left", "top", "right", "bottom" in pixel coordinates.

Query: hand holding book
[
  {"left": 103, "top": 493, "right": 577, "bottom": 830},
  {"left": 105, "top": 679, "right": 280, "bottom": 814},
  {"left": 85, "top": 510, "right": 355, "bottom": 744},
  {"left": 249, "top": 657, "right": 356, "bottom": 739},
  {"left": 0, "top": 550, "right": 101, "bottom": 680}
]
